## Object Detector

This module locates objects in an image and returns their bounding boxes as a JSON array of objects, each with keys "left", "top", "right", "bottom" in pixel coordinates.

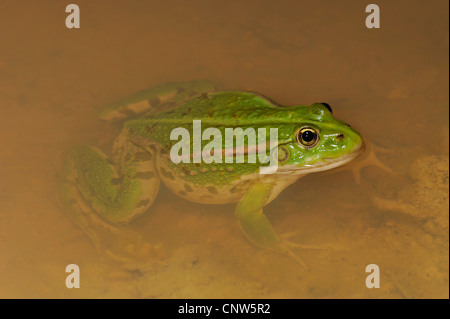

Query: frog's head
[{"left": 274, "top": 103, "right": 364, "bottom": 174}]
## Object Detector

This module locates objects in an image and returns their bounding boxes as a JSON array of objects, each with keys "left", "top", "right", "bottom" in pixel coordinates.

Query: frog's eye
[
  {"left": 321, "top": 103, "right": 333, "bottom": 113},
  {"left": 296, "top": 127, "right": 319, "bottom": 148}
]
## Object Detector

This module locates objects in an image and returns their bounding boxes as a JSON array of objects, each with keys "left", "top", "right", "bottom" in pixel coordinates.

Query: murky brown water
[{"left": 0, "top": 0, "right": 448, "bottom": 298}]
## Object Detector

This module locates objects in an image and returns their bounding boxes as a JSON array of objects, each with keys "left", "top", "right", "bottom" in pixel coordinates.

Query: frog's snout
[
  {"left": 351, "top": 133, "right": 365, "bottom": 155},
  {"left": 334, "top": 126, "right": 365, "bottom": 154}
]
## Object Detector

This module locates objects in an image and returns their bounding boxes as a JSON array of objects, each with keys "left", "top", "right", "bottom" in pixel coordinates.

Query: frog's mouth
[{"left": 276, "top": 144, "right": 364, "bottom": 175}]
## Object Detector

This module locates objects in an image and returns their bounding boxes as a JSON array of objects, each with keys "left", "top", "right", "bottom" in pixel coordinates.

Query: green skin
[{"left": 60, "top": 80, "right": 364, "bottom": 266}]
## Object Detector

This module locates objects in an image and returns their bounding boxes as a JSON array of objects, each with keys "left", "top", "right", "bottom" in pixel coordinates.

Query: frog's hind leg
[
  {"left": 60, "top": 131, "right": 160, "bottom": 262},
  {"left": 98, "top": 80, "right": 216, "bottom": 122}
]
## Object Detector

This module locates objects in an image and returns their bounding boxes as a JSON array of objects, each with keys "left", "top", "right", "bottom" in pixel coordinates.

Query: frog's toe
[
  {"left": 360, "top": 142, "right": 395, "bottom": 173},
  {"left": 325, "top": 140, "right": 395, "bottom": 184},
  {"left": 278, "top": 231, "right": 299, "bottom": 240},
  {"left": 279, "top": 245, "right": 308, "bottom": 269},
  {"left": 100, "top": 226, "right": 165, "bottom": 266},
  {"left": 105, "top": 240, "right": 165, "bottom": 266},
  {"left": 281, "top": 239, "right": 326, "bottom": 251},
  {"left": 273, "top": 241, "right": 311, "bottom": 270},
  {"left": 272, "top": 236, "right": 326, "bottom": 270},
  {"left": 279, "top": 232, "right": 325, "bottom": 249}
]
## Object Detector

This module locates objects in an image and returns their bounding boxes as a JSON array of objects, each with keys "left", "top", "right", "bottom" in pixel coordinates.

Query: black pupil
[{"left": 302, "top": 130, "right": 315, "bottom": 142}]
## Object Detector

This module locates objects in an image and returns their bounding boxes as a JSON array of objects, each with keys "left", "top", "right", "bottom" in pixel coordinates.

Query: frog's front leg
[
  {"left": 60, "top": 129, "right": 160, "bottom": 263},
  {"left": 236, "top": 182, "right": 320, "bottom": 269}
]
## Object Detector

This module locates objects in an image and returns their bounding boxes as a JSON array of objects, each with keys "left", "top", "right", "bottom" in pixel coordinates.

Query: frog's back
[
  {"left": 127, "top": 90, "right": 315, "bottom": 152},
  {"left": 98, "top": 80, "right": 216, "bottom": 122},
  {"left": 148, "top": 91, "right": 281, "bottom": 122}
]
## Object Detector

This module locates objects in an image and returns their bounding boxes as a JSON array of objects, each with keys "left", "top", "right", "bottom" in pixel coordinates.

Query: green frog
[{"left": 60, "top": 80, "right": 364, "bottom": 267}]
